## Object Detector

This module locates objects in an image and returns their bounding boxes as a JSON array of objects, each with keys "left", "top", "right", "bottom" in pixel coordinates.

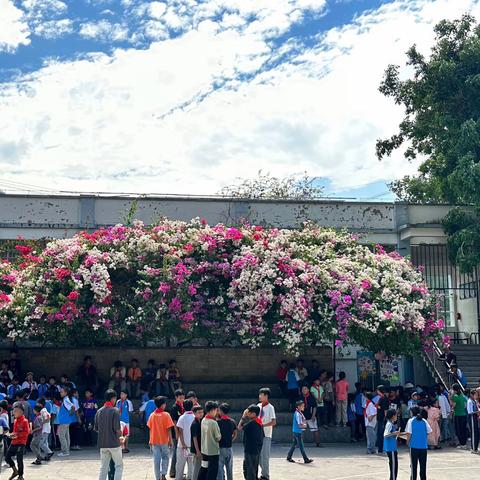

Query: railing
[
  {"left": 470, "top": 332, "right": 480, "bottom": 345},
  {"left": 422, "top": 340, "right": 465, "bottom": 394}
]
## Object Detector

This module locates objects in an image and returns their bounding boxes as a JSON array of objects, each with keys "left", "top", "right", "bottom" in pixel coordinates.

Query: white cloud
[
  {"left": 0, "top": 0, "right": 30, "bottom": 52},
  {"left": 2, "top": 0, "right": 480, "bottom": 195},
  {"left": 21, "top": 0, "right": 67, "bottom": 18},
  {"left": 79, "top": 20, "right": 129, "bottom": 42},
  {"left": 149, "top": 1, "right": 166, "bottom": 19},
  {"left": 33, "top": 18, "right": 73, "bottom": 38}
]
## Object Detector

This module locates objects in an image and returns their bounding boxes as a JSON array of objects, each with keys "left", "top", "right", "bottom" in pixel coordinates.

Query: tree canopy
[{"left": 376, "top": 14, "right": 480, "bottom": 272}]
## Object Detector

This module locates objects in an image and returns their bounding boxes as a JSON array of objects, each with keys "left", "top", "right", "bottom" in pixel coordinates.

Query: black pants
[
  {"left": 198, "top": 454, "right": 219, "bottom": 480},
  {"left": 5, "top": 444, "right": 25, "bottom": 476},
  {"left": 376, "top": 419, "right": 385, "bottom": 452},
  {"left": 470, "top": 416, "right": 479, "bottom": 451},
  {"left": 387, "top": 451, "right": 398, "bottom": 480},
  {"left": 410, "top": 448, "right": 427, "bottom": 480},
  {"left": 455, "top": 415, "right": 468, "bottom": 446},
  {"left": 243, "top": 453, "right": 260, "bottom": 480},
  {"left": 287, "top": 389, "right": 299, "bottom": 411},
  {"left": 355, "top": 414, "right": 365, "bottom": 439},
  {"left": 169, "top": 438, "right": 178, "bottom": 476}
]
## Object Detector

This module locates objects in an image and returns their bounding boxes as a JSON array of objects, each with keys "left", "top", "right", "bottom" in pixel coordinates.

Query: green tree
[{"left": 376, "top": 14, "right": 480, "bottom": 272}]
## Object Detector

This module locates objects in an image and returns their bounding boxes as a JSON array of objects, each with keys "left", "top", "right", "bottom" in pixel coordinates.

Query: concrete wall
[{"left": 0, "top": 346, "right": 332, "bottom": 383}]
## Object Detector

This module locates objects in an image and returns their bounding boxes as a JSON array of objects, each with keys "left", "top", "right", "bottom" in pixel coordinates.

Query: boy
[
  {"left": 30, "top": 405, "right": 44, "bottom": 465},
  {"left": 384, "top": 409, "right": 401, "bottom": 480},
  {"left": 301, "top": 385, "right": 320, "bottom": 447},
  {"left": 190, "top": 405, "right": 204, "bottom": 480},
  {"left": 37, "top": 375, "right": 49, "bottom": 398},
  {"left": 467, "top": 389, "right": 479, "bottom": 453},
  {"left": 365, "top": 392, "right": 378, "bottom": 454},
  {"left": 142, "top": 359, "right": 158, "bottom": 392},
  {"left": 323, "top": 372, "right": 335, "bottom": 426},
  {"left": 335, "top": 372, "right": 349, "bottom": 427},
  {"left": 375, "top": 385, "right": 390, "bottom": 454},
  {"left": 311, "top": 377, "right": 326, "bottom": 430},
  {"left": 153, "top": 364, "right": 169, "bottom": 397},
  {"left": 37, "top": 397, "right": 53, "bottom": 460},
  {"left": 168, "top": 359, "right": 182, "bottom": 394},
  {"left": 276, "top": 360, "right": 288, "bottom": 397},
  {"left": 217, "top": 403, "right": 237, "bottom": 480},
  {"left": 286, "top": 364, "right": 300, "bottom": 412},
  {"left": 5, "top": 403, "right": 30, "bottom": 480},
  {"left": 175, "top": 399, "right": 195, "bottom": 480},
  {"left": 354, "top": 384, "right": 367, "bottom": 440},
  {"left": 127, "top": 359, "right": 142, "bottom": 399},
  {"left": 82, "top": 388, "right": 98, "bottom": 446},
  {"left": 169, "top": 389, "right": 185, "bottom": 478},
  {"left": 0, "top": 402, "right": 9, "bottom": 474},
  {"left": 199, "top": 400, "right": 221, "bottom": 480},
  {"left": 238, "top": 405, "right": 264, "bottom": 480},
  {"left": 286, "top": 400, "right": 313, "bottom": 464},
  {"left": 116, "top": 390, "right": 134, "bottom": 453},
  {"left": 186, "top": 391, "right": 200, "bottom": 408},
  {"left": 7, "top": 377, "right": 21, "bottom": 399},
  {"left": 147, "top": 396, "right": 174, "bottom": 480},
  {"left": 258, "top": 387, "right": 276, "bottom": 480}
]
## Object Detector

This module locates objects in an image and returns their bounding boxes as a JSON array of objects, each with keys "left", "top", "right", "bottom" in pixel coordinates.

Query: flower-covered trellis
[{"left": 0, "top": 219, "right": 444, "bottom": 354}]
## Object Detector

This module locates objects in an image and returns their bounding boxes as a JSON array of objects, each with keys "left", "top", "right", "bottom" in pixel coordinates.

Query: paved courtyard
[{"left": 9, "top": 444, "right": 480, "bottom": 480}]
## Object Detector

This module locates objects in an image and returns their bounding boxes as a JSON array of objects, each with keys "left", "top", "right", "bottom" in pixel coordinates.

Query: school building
[{"left": 0, "top": 193, "right": 479, "bottom": 388}]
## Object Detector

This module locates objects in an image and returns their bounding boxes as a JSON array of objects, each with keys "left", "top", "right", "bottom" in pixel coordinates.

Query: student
[
  {"left": 95, "top": 389, "right": 123, "bottom": 480},
  {"left": 295, "top": 359, "right": 308, "bottom": 383},
  {"left": 140, "top": 392, "right": 157, "bottom": 446},
  {"left": 0, "top": 403, "right": 9, "bottom": 473},
  {"left": 323, "top": 372, "right": 335, "bottom": 426},
  {"left": 286, "top": 364, "right": 300, "bottom": 412},
  {"left": 5, "top": 403, "right": 30, "bottom": 480},
  {"left": 199, "top": 400, "right": 221, "bottom": 480},
  {"left": 109, "top": 361, "right": 127, "bottom": 395},
  {"left": 310, "top": 377, "right": 325, "bottom": 431},
  {"left": 375, "top": 385, "right": 390, "bottom": 454},
  {"left": 276, "top": 360, "right": 288, "bottom": 397},
  {"left": 335, "top": 372, "right": 349, "bottom": 427},
  {"left": 426, "top": 400, "right": 441, "bottom": 449},
  {"left": 436, "top": 385, "right": 452, "bottom": 444},
  {"left": 37, "top": 375, "right": 49, "bottom": 398},
  {"left": 300, "top": 385, "right": 320, "bottom": 446},
  {"left": 169, "top": 389, "right": 185, "bottom": 478},
  {"left": 57, "top": 386, "right": 76, "bottom": 456},
  {"left": 364, "top": 392, "right": 377, "bottom": 454},
  {"left": 347, "top": 393, "right": 357, "bottom": 442},
  {"left": 406, "top": 407, "right": 432, "bottom": 480},
  {"left": 7, "top": 377, "right": 21, "bottom": 399},
  {"left": 191, "top": 405, "right": 204, "bottom": 480},
  {"left": 217, "top": 403, "right": 237, "bottom": 480},
  {"left": 81, "top": 388, "right": 99, "bottom": 446},
  {"left": 8, "top": 350, "right": 22, "bottom": 379},
  {"left": 467, "top": 389, "right": 480, "bottom": 453},
  {"left": 450, "top": 364, "right": 467, "bottom": 388},
  {"left": 116, "top": 390, "right": 133, "bottom": 453},
  {"left": 175, "top": 399, "right": 195, "bottom": 480},
  {"left": 168, "top": 359, "right": 182, "bottom": 394},
  {"left": 153, "top": 364, "right": 169, "bottom": 397},
  {"left": 127, "top": 359, "right": 142, "bottom": 399},
  {"left": 142, "top": 359, "right": 158, "bottom": 392},
  {"left": 147, "top": 396, "right": 174, "bottom": 480},
  {"left": 451, "top": 384, "right": 468, "bottom": 448},
  {"left": 238, "top": 404, "right": 264, "bottom": 480},
  {"left": 30, "top": 405, "right": 44, "bottom": 465},
  {"left": 186, "top": 391, "right": 200, "bottom": 408},
  {"left": 69, "top": 387, "right": 82, "bottom": 451},
  {"left": 37, "top": 397, "right": 54, "bottom": 461},
  {"left": 257, "top": 387, "right": 276, "bottom": 480},
  {"left": 384, "top": 409, "right": 401, "bottom": 480},
  {"left": 354, "top": 384, "right": 366, "bottom": 440},
  {"left": 308, "top": 360, "right": 321, "bottom": 385},
  {"left": 286, "top": 400, "right": 313, "bottom": 464}
]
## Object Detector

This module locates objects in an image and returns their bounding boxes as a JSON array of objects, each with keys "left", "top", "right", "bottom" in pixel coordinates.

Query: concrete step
[{"left": 183, "top": 382, "right": 281, "bottom": 398}]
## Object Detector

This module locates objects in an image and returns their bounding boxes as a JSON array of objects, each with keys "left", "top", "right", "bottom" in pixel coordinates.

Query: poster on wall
[
  {"left": 380, "top": 356, "right": 401, "bottom": 385},
  {"left": 357, "top": 351, "right": 375, "bottom": 387}
]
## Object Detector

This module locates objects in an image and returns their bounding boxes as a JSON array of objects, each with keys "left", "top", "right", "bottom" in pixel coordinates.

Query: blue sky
[{"left": 1, "top": 0, "right": 479, "bottom": 198}]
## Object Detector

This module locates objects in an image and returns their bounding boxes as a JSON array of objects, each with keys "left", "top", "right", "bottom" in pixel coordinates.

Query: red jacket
[{"left": 12, "top": 415, "right": 30, "bottom": 445}]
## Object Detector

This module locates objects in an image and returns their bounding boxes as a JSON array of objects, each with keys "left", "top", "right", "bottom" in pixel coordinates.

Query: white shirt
[
  {"left": 21, "top": 380, "right": 38, "bottom": 391},
  {"left": 405, "top": 417, "right": 432, "bottom": 434},
  {"left": 365, "top": 402, "right": 377, "bottom": 428},
  {"left": 438, "top": 394, "right": 451, "bottom": 418},
  {"left": 41, "top": 407, "right": 51, "bottom": 434},
  {"left": 258, "top": 402, "right": 276, "bottom": 438},
  {"left": 176, "top": 412, "right": 195, "bottom": 448}
]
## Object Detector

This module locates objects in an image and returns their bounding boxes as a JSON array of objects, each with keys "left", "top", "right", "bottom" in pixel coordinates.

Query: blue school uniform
[
  {"left": 7, "top": 384, "right": 20, "bottom": 398},
  {"left": 37, "top": 383, "right": 49, "bottom": 398},
  {"left": 287, "top": 370, "right": 298, "bottom": 390},
  {"left": 407, "top": 418, "right": 429, "bottom": 449},
  {"left": 116, "top": 399, "right": 132, "bottom": 424},
  {"left": 144, "top": 399, "right": 156, "bottom": 423},
  {"left": 384, "top": 421, "right": 398, "bottom": 452}
]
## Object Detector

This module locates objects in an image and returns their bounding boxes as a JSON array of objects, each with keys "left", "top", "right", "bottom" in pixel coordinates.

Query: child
[
  {"left": 142, "top": 359, "right": 158, "bottom": 392},
  {"left": 186, "top": 391, "right": 200, "bottom": 408},
  {"left": 300, "top": 385, "right": 320, "bottom": 446},
  {"left": 238, "top": 404, "right": 264, "bottom": 480},
  {"left": 47, "top": 376, "right": 59, "bottom": 397},
  {"left": 323, "top": 372, "right": 335, "bottom": 426},
  {"left": 406, "top": 406, "right": 432, "bottom": 480},
  {"left": 5, "top": 403, "right": 30, "bottom": 480},
  {"left": 116, "top": 390, "right": 134, "bottom": 453},
  {"left": 190, "top": 405, "right": 204, "bottom": 480},
  {"left": 467, "top": 389, "right": 480, "bottom": 453},
  {"left": 354, "top": 384, "right": 366, "bottom": 440},
  {"left": 217, "top": 402, "right": 237, "bottom": 480},
  {"left": 295, "top": 359, "right": 308, "bottom": 383},
  {"left": 175, "top": 399, "right": 195, "bottom": 480},
  {"left": 57, "top": 386, "right": 76, "bottom": 456},
  {"left": 7, "top": 377, "right": 21, "bottom": 399},
  {"left": 310, "top": 377, "right": 325, "bottom": 430},
  {"left": 384, "top": 409, "right": 401, "bottom": 480},
  {"left": 276, "top": 360, "right": 288, "bottom": 397},
  {"left": 127, "top": 359, "right": 142, "bottom": 399},
  {"left": 335, "top": 372, "right": 349, "bottom": 427},
  {"left": 153, "top": 364, "right": 169, "bottom": 397},
  {"left": 0, "top": 402, "right": 9, "bottom": 474},
  {"left": 286, "top": 400, "right": 313, "bottom": 464},
  {"left": 81, "top": 389, "right": 98, "bottom": 446},
  {"left": 70, "top": 388, "right": 82, "bottom": 450},
  {"left": 37, "top": 397, "right": 54, "bottom": 461},
  {"left": 147, "top": 396, "right": 174, "bottom": 480},
  {"left": 426, "top": 400, "right": 441, "bottom": 449},
  {"left": 365, "top": 392, "right": 377, "bottom": 454},
  {"left": 451, "top": 383, "right": 468, "bottom": 448},
  {"left": 347, "top": 393, "right": 357, "bottom": 442},
  {"left": 109, "top": 361, "right": 127, "bottom": 395},
  {"left": 37, "top": 375, "right": 49, "bottom": 398},
  {"left": 30, "top": 405, "right": 44, "bottom": 465},
  {"left": 286, "top": 363, "right": 300, "bottom": 412},
  {"left": 168, "top": 359, "right": 182, "bottom": 394}
]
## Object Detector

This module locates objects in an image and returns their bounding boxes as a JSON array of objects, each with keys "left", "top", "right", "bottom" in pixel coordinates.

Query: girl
[
  {"left": 384, "top": 409, "right": 400, "bottom": 480},
  {"left": 364, "top": 392, "right": 377, "bottom": 454},
  {"left": 57, "top": 386, "right": 76, "bottom": 457},
  {"left": 287, "top": 363, "right": 300, "bottom": 412},
  {"left": 406, "top": 406, "right": 432, "bottom": 480},
  {"left": 467, "top": 389, "right": 480, "bottom": 453},
  {"left": 426, "top": 400, "right": 441, "bottom": 449}
]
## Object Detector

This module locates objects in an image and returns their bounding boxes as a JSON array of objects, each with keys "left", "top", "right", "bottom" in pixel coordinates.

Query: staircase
[
  {"left": 128, "top": 381, "right": 350, "bottom": 444},
  {"left": 451, "top": 345, "right": 480, "bottom": 386}
]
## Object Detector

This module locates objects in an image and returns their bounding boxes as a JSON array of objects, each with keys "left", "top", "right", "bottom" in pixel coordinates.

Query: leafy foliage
[{"left": 376, "top": 15, "right": 480, "bottom": 272}]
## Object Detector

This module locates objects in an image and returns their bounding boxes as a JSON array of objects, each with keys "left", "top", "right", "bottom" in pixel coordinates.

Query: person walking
[
  {"left": 405, "top": 407, "right": 432, "bottom": 480},
  {"left": 257, "top": 388, "right": 276, "bottom": 480},
  {"left": 95, "top": 389, "right": 124, "bottom": 480},
  {"left": 198, "top": 401, "right": 221, "bottom": 480}
]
